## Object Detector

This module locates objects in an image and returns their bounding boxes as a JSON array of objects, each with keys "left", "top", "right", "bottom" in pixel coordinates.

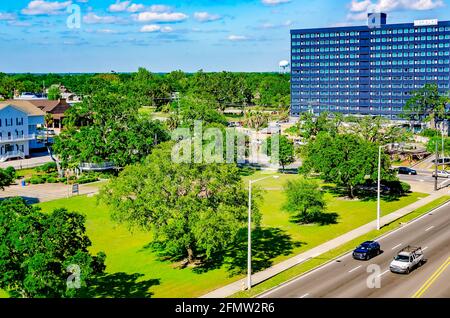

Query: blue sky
[{"left": 0, "top": 0, "right": 449, "bottom": 73}]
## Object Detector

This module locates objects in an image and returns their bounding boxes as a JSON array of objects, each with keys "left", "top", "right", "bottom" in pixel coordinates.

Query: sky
[{"left": 0, "top": 0, "right": 449, "bottom": 73}]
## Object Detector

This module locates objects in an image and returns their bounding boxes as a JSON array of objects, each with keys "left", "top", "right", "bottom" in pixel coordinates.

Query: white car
[
  {"left": 390, "top": 246, "right": 425, "bottom": 274},
  {"left": 432, "top": 170, "right": 450, "bottom": 178}
]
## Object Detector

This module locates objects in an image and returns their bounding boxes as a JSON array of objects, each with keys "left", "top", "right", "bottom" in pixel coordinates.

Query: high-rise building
[{"left": 290, "top": 13, "right": 450, "bottom": 118}]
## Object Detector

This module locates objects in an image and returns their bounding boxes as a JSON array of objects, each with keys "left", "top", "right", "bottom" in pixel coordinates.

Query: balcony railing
[
  {"left": 79, "top": 162, "right": 116, "bottom": 171},
  {"left": 0, "top": 134, "right": 36, "bottom": 143}
]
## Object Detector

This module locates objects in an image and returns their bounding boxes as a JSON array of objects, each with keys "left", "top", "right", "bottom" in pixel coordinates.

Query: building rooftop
[{"left": 0, "top": 101, "right": 46, "bottom": 117}]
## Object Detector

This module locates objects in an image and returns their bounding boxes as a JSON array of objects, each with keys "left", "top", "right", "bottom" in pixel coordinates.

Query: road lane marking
[
  {"left": 412, "top": 257, "right": 450, "bottom": 298},
  {"left": 391, "top": 243, "right": 402, "bottom": 250},
  {"left": 423, "top": 246, "right": 429, "bottom": 251},
  {"left": 348, "top": 265, "right": 362, "bottom": 273},
  {"left": 377, "top": 269, "right": 390, "bottom": 277},
  {"left": 299, "top": 293, "right": 309, "bottom": 298},
  {"left": 425, "top": 226, "right": 434, "bottom": 232}
]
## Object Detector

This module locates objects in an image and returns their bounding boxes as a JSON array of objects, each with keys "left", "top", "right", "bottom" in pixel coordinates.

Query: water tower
[{"left": 279, "top": 60, "right": 290, "bottom": 74}]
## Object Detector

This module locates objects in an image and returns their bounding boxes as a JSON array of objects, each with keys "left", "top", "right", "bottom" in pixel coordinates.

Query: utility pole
[{"left": 435, "top": 140, "right": 439, "bottom": 191}]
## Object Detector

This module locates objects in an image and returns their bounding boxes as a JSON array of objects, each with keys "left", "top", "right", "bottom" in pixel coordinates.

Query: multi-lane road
[{"left": 260, "top": 201, "right": 450, "bottom": 298}]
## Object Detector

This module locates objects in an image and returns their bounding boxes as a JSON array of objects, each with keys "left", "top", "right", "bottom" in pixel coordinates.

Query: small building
[
  {"left": 6, "top": 99, "right": 70, "bottom": 129},
  {"left": 0, "top": 102, "right": 45, "bottom": 161},
  {"left": 14, "top": 92, "right": 48, "bottom": 100}
]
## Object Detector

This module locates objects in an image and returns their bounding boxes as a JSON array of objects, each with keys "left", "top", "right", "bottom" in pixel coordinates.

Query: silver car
[{"left": 432, "top": 170, "right": 450, "bottom": 178}]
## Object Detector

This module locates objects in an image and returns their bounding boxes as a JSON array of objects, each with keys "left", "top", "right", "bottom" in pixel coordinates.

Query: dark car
[
  {"left": 397, "top": 167, "right": 417, "bottom": 175},
  {"left": 352, "top": 241, "right": 381, "bottom": 260}
]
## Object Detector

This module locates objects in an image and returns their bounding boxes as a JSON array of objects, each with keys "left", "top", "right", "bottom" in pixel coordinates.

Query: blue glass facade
[{"left": 290, "top": 15, "right": 450, "bottom": 118}]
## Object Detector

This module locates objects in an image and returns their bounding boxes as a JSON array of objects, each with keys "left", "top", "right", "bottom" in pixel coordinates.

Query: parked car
[
  {"left": 390, "top": 246, "right": 425, "bottom": 274},
  {"left": 432, "top": 170, "right": 450, "bottom": 178},
  {"left": 352, "top": 241, "right": 381, "bottom": 260},
  {"left": 397, "top": 167, "right": 417, "bottom": 175},
  {"left": 432, "top": 157, "right": 450, "bottom": 164}
]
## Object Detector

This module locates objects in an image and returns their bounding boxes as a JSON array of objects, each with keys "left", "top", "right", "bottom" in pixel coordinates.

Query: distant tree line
[{"left": 0, "top": 69, "right": 290, "bottom": 109}]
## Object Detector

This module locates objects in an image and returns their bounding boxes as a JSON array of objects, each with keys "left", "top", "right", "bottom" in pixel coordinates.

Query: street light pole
[
  {"left": 377, "top": 145, "right": 382, "bottom": 231},
  {"left": 377, "top": 144, "right": 390, "bottom": 230},
  {"left": 247, "top": 180, "right": 252, "bottom": 290},
  {"left": 247, "top": 175, "right": 280, "bottom": 290}
]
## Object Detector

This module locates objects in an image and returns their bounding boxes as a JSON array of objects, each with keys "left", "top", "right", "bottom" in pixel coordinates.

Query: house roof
[
  {"left": 9, "top": 99, "right": 70, "bottom": 113},
  {"left": 0, "top": 101, "right": 46, "bottom": 117}
]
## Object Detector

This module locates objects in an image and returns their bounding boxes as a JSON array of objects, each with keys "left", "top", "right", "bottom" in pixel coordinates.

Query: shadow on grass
[
  {"left": 194, "top": 227, "right": 305, "bottom": 276},
  {"left": 289, "top": 212, "right": 339, "bottom": 226},
  {"left": 82, "top": 273, "right": 160, "bottom": 298},
  {"left": 321, "top": 185, "right": 408, "bottom": 203},
  {"left": 238, "top": 166, "right": 258, "bottom": 177}
]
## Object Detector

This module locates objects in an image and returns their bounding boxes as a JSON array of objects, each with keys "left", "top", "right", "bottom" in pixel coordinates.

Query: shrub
[
  {"left": 29, "top": 176, "right": 45, "bottom": 184},
  {"left": 36, "top": 162, "right": 57, "bottom": 173},
  {"left": 47, "top": 177, "right": 58, "bottom": 183},
  {"left": 5, "top": 166, "right": 17, "bottom": 180},
  {"left": 77, "top": 176, "right": 99, "bottom": 184}
]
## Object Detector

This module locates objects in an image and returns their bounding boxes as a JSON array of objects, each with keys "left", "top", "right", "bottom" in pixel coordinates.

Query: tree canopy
[
  {"left": 0, "top": 197, "right": 105, "bottom": 298},
  {"left": 283, "top": 177, "right": 327, "bottom": 224},
  {"left": 301, "top": 132, "right": 395, "bottom": 198},
  {"left": 53, "top": 91, "right": 170, "bottom": 167},
  {"left": 100, "top": 142, "right": 260, "bottom": 264},
  {"left": 403, "top": 83, "right": 450, "bottom": 126}
]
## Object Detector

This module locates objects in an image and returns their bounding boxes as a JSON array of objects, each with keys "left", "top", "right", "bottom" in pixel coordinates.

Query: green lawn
[{"left": 0, "top": 172, "right": 430, "bottom": 298}]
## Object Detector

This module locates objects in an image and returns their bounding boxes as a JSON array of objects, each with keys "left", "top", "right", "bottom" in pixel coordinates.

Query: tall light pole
[
  {"left": 247, "top": 175, "right": 280, "bottom": 290},
  {"left": 377, "top": 144, "right": 390, "bottom": 231}
]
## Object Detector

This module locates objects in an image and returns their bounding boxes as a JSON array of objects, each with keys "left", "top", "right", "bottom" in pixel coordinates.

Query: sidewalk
[
  {"left": 200, "top": 188, "right": 449, "bottom": 298},
  {"left": 0, "top": 155, "right": 53, "bottom": 170},
  {"left": 0, "top": 181, "right": 102, "bottom": 203}
]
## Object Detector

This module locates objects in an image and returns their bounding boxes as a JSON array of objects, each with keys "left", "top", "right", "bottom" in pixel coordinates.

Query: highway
[{"left": 259, "top": 201, "right": 450, "bottom": 298}]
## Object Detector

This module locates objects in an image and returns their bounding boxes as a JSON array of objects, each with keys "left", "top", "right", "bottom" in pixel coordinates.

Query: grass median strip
[{"left": 230, "top": 195, "right": 450, "bottom": 298}]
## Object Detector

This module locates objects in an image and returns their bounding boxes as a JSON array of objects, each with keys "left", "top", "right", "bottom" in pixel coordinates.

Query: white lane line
[
  {"left": 422, "top": 246, "right": 429, "bottom": 251},
  {"left": 377, "top": 269, "right": 390, "bottom": 277},
  {"left": 391, "top": 243, "right": 402, "bottom": 250},
  {"left": 299, "top": 293, "right": 309, "bottom": 298},
  {"left": 348, "top": 265, "right": 362, "bottom": 273},
  {"left": 425, "top": 226, "right": 435, "bottom": 232}
]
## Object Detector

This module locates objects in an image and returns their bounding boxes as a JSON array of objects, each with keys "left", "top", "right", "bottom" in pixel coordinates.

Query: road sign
[{"left": 72, "top": 184, "right": 79, "bottom": 195}]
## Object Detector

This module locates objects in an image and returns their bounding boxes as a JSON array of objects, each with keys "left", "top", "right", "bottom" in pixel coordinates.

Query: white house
[{"left": 0, "top": 102, "right": 45, "bottom": 162}]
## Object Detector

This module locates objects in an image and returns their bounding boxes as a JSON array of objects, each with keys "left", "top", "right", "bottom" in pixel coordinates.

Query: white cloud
[
  {"left": 108, "top": 0, "right": 130, "bottom": 12},
  {"left": 349, "top": 0, "right": 372, "bottom": 12},
  {"left": 227, "top": 35, "right": 248, "bottom": 41},
  {"left": 0, "top": 12, "right": 16, "bottom": 20},
  {"left": 134, "top": 11, "right": 188, "bottom": 23},
  {"left": 262, "top": 0, "right": 291, "bottom": 6},
  {"left": 194, "top": 12, "right": 222, "bottom": 22},
  {"left": 258, "top": 20, "right": 293, "bottom": 29},
  {"left": 140, "top": 24, "right": 160, "bottom": 32},
  {"left": 140, "top": 24, "right": 173, "bottom": 33},
  {"left": 127, "top": 3, "right": 145, "bottom": 12},
  {"left": 150, "top": 5, "right": 172, "bottom": 13},
  {"left": 348, "top": 0, "right": 444, "bottom": 13},
  {"left": 21, "top": 0, "right": 71, "bottom": 15},
  {"left": 97, "top": 28, "right": 119, "bottom": 34},
  {"left": 161, "top": 26, "right": 173, "bottom": 33},
  {"left": 83, "top": 12, "right": 121, "bottom": 24}
]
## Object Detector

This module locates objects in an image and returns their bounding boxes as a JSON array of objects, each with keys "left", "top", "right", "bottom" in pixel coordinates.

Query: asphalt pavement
[{"left": 259, "top": 201, "right": 450, "bottom": 298}]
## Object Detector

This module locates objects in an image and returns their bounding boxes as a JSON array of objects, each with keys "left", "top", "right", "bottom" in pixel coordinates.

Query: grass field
[{"left": 0, "top": 172, "right": 430, "bottom": 298}]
